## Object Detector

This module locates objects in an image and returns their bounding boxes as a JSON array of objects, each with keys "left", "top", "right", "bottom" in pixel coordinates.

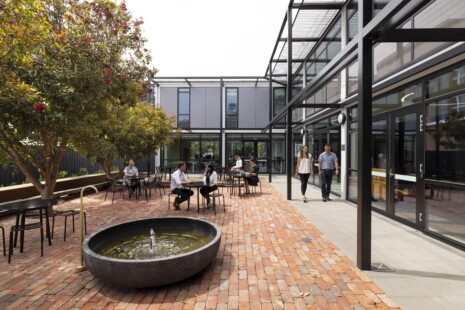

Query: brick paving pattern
[{"left": 0, "top": 180, "right": 399, "bottom": 309}]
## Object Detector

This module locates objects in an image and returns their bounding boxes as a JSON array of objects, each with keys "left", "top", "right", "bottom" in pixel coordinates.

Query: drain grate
[
  {"left": 303, "top": 237, "right": 312, "bottom": 243},
  {"left": 371, "top": 262, "right": 395, "bottom": 272}
]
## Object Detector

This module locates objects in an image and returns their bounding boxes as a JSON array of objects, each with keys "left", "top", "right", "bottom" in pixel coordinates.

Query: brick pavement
[{"left": 0, "top": 180, "right": 399, "bottom": 309}]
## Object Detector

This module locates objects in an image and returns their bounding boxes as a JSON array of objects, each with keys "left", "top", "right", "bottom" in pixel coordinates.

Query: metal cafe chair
[{"left": 104, "top": 178, "right": 125, "bottom": 204}]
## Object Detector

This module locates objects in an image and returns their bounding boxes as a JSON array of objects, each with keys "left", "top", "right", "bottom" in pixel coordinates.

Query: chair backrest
[{"left": 107, "top": 178, "right": 118, "bottom": 190}]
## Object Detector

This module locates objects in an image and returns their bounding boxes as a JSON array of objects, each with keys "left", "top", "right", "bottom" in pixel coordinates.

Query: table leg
[
  {"left": 14, "top": 212, "right": 20, "bottom": 247},
  {"left": 197, "top": 188, "right": 200, "bottom": 212},
  {"left": 20, "top": 210, "right": 26, "bottom": 253},
  {"left": 44, "top": 206, "right": 52, "bottom": 246}
]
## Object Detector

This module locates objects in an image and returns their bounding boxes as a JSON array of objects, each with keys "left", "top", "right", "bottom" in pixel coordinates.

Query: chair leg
[
  {"left": 63, "top": 215, "right": 68, "bottom": 242},
  {"left": 104, "top": 189, "right": 109, "bottom": 201},
  {"left": 40, "top": 223, "right": 44, "bottom": 257},
  {"left": 84, "top": 212, "right": 87, "bottom": 235},
  {"left": 8, "top": 229, "right": 13, "bottom": 263},
  {"left": 1, "top": 226, "right": 5, "bottom": 256},
  {"left": 112, "top": 191, "right": 116, "bottom": 204}
]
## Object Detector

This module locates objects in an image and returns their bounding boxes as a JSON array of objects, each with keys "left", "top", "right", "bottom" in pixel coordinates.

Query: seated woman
[
  {"left": 200, "top": 164, "right": 218, "bottom": 208},
  {"left": 244, "top": 158, "right": 259, "bottom": 194},
  {"left": 123, "top": 159, "right": 139, "bottom": 195}
]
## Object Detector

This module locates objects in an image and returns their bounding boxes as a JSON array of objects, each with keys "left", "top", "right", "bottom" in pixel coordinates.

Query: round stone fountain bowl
[{"left": 82, "top": 217, "right": 221, "bottom": 288}]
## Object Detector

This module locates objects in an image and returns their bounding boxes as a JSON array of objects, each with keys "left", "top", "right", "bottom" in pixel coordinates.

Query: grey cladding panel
[
  {"left": 255, "top": 88, "right": 270, "bottom": 128},
  {"left": 191, "top": 88, "right": 206, "bottom": 128},
  {"left": 205, "top": 88, "right": 221, "bottom": 128},
  {"left": 238, "top": 88, "right": 256, "bottom": 128},
  {"left": 160, "top": 88, "right": 177, "bottom": 118}
]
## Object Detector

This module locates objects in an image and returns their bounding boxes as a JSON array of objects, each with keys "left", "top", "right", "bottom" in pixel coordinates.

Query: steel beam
[
  {"left": 379, "top": 28, "right": 465, "bottom": 42},
  {"left": 286, "top": 5, "right": 293, "bottom": 201},
  {"left": 357, "top": 0, "right": 373, "bottom": 271}
]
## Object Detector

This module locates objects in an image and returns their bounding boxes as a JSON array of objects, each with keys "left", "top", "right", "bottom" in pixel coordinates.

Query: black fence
[{"left": 0, "top": 149, "right": 155, "bottom": 187}]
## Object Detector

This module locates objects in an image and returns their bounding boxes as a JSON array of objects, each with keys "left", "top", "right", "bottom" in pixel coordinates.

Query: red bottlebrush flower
[
  {"left": 59, "top": 35, "right": 66, "bottom": 43},
  {"left": 33, "top": 103, "right": 45, "bottom": 111},
  {"left": 104, "top": 79, "right": 111, "bottom": 85},
  {"left": 102, "top": 67, "right": 112, "bottom": 78},
  {"left": 118, "top": 74, "right": 128, "bottom": 81},
  {"left": 84, "top": 36, "right": 92, "bottom": 43}
]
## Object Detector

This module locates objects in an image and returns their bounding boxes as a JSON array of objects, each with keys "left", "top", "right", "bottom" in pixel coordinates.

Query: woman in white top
[
  {"left": 200, "top": 164, "right": 218, "bottom": 207},
  {"left": 295, "top": 145, "right": 313, "bottom": 202}
]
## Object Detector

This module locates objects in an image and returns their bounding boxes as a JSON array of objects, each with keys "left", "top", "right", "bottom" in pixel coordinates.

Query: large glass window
[
  {"left": 347, "top": 106, "right": 358, "bottom": 202},
  {"left": 226, "top": 88, "right": 238, "bottom": 128},
  {"left": 372, "top": 83, "right": 422, "bottom": 115},
  {"left": 425, "top": 94, "right": 465, "bottom": 244},
  {"left": 178, "top": 88, "right": 190, "bottom": 128},
  {"left": 273, "top": 88, "right": 286, "bottom": 117},
  {"left": 426, "top": 65, "right": 465, "bottom": 99}
]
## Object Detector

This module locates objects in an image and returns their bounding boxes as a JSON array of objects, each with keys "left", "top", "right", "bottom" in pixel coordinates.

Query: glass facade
[
  {"left": 178, "top": 88, "right": 190, "bottom": 128},
  {"left": 226, "top": 88, "right": 238, "bottom": 128},
  {"left": 162, "top": 134, "right": 220, "bottom": 173},
  {"left": 225, "top": 133, "right": 286, "bottom": 174}
]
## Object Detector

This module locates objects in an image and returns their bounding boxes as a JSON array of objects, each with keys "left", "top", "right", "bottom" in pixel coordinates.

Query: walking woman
[{"left": 295, "top": 145, "right": 313, "bottom": 202}]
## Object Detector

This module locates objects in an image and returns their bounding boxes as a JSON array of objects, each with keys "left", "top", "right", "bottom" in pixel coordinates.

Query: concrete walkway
[{"left": 268, "top": 175, "right": 465, "bottom": 310}]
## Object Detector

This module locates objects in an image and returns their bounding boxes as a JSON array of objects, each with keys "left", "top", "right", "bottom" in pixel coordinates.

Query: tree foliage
[
  {"left": 72, "top": 102, "right": 178, "bottom": 178},
  {"left": 0, "top": 0, "right": 155, "bottom": 198}
]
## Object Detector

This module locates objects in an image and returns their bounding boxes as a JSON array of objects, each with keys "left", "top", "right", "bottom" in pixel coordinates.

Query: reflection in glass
[
  {"left": 372, "top": 119, "right": 388, "bottom": 213},
  {"left": 393, "top": 113, "right": 417, "bottom": 223}
]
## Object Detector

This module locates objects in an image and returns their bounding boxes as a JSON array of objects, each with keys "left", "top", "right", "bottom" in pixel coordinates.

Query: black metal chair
[
  {"left": 104, "top": 178, "right": 125, "bottom": 204},
  {"left": 145, "top": 174, "right": 164, "bottom": 200},
  {"left": 9, "top": 208, "right": 44, "bottom": 264},
  {"left": 249, "top": 177, "right": 262, "bottom": 195},
  {"left": 208, "top": 189, "right": 225, "bottom": 215},
  {"left": 52, "top": 209, "right": 87, "bottom": 241}
]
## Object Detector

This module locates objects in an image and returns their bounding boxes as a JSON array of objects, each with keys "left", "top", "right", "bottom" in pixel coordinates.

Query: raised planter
[{"left": 83, "top": 217, "right": 221, "bottom": 288}]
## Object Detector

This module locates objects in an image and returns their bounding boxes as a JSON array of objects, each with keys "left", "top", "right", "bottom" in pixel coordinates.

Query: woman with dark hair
[
  {"left": 295, "top": 145, "right": 313, "bottom": 203},
  {"left": 244, "top": 158, "right": 259, "bottom": 194},
  {"left": 200, "top": 164, "right": 218, "bottom": 208}
]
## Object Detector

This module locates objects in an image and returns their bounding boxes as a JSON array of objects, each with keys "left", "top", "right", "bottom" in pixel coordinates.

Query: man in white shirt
[
  {"left": 170, "top": 161, "right": 193, "bottom": 210},
  {"left": 231, "top": 155, "right": 243, "bottom": 172}
]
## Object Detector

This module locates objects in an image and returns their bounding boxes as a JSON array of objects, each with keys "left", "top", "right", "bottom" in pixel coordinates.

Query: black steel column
[
  {"left": 220, "top": 79, "right": 224, "bottom": 168},
  {"left": 286, "top": 5, "right": 293, "bottom": 200},
  {"left": 357, "top": 0, "right": 373, "bottom": 270},
  {"left": 269, "top": 63, "right": 273, "bottom": 183}
]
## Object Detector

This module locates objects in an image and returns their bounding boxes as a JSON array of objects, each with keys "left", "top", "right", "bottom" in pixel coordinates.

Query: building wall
[
  {"left": 238, "top": 87, "right": 270, "bottom": 128},
  {"left": 191, "top": 88, "right": 221, "bottom": 128},
  {"left": 160, "top": 88, "right": 177, "bottom": 117}
]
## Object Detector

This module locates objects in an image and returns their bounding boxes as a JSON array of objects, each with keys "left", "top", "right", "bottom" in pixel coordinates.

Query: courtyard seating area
[{"left": 0, "top": 178, "right": 397, "bottom": 309}]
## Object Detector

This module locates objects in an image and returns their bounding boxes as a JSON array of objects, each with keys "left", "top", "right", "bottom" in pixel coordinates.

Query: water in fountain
[{"left": 98, "top": 228, "right": 212, "bottom": 260}]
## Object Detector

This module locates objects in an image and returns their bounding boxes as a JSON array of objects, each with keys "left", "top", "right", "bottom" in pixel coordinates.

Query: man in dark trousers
[{"left": 318, "top": 143, "right": 339, "bottom": 202}]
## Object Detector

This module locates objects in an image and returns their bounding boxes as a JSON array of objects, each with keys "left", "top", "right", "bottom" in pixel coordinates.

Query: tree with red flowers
[{"left": 0, "top": 0, "right": 154, "bottom": 198}]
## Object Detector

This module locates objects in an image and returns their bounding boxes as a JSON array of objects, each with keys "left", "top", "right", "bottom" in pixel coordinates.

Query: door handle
[
  {"left": 419, "top": 164, "right": 423, "bottom": 178},
  {"left": 389, "top": 169, "right": 395, "bottom": 177}
]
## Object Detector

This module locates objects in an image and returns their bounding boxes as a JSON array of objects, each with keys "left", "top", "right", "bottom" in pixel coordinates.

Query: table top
[
  {"left": 187, "top": 181, "right": 205, "bottom": 187},
  {"left": 0, "top": 198, "right": 63, "bottom": 212}
]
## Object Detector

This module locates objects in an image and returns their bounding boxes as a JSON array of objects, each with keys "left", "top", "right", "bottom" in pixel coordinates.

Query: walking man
[{"left": 318, "top": 143, "right": 339, "bottom": 202}]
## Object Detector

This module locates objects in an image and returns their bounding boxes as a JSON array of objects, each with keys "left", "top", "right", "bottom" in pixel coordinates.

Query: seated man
[
  {"left": 244, "top": 158, "right": 259, "bottom": 194},
  {"left": 170, "top": 161, "right": 194, "bottom": 210},
  {"left": 231, "top": 155, "right": 243, "bottom": 173}
]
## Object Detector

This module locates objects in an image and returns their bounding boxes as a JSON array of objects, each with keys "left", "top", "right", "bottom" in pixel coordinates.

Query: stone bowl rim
[{"left": 82, "top": 216, "right": 221, "bottom": 263}]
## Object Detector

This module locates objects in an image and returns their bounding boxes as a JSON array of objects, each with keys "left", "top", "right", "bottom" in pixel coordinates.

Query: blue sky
[{"left": 125, "top": 0, "right": 290, "bottom": 76}]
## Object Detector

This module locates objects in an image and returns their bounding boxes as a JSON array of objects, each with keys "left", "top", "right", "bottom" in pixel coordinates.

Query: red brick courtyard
[{"left": 0, "top": 180, "right": 398, "bottom": 309}]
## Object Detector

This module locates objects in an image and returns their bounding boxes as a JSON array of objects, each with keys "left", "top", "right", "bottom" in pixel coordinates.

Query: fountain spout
[
  {"left": 76, "top": 185, "right": 98, "bottom": 273},
  {"left": 150, "top": 228, "right": 156, "bottom": 251}
]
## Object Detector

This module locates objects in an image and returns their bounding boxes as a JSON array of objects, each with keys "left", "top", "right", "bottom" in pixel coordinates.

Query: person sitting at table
[
  {"left": 200, "top": 164, "right": 218, "bottom": 208},
  {"left": 170, "top": 161, "right": 194, "bottom": 210},
  {"left": 123, "top": 159, "right": 139, "bottom": 195},
  {"left": 231, "top": 155, "right": 243, "bottom": 173},
  {"left": 244, "top": 158, "right": 259, "bottom": 194}
]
